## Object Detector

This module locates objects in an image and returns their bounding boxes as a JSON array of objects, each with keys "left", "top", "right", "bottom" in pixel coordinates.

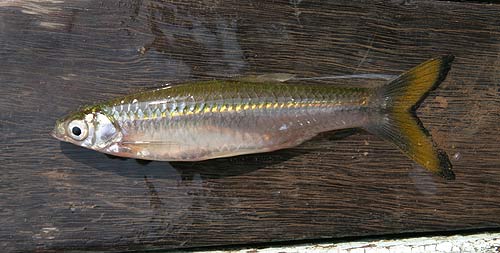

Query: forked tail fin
[{"left": 365, "top": 55, "right": 455, "bottom": 180}]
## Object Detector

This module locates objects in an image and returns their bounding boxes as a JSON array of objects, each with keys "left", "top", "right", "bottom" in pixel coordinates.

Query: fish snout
[{"left": 51, "top": 124, "right": 66, "bottom": 141}]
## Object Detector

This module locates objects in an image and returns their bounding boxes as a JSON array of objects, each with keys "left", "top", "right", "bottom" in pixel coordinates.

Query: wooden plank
[{"left": 1, "top": 0, "right": 499, "bottom": 252}]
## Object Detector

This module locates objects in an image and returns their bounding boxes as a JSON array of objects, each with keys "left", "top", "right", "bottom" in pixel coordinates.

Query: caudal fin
[{"left": 365, "top": 55, "right": 455, "bottom": 180}]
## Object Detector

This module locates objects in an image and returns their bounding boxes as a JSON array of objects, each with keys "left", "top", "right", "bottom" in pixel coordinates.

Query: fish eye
[
  {"left": 67, "top": 120, "right": 88, "bottom": 141},
  {"left": 72, "top": 126, "right": 82, "bottom": 136}
]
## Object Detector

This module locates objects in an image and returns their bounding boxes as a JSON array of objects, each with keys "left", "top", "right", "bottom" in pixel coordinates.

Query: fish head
[{"left": 52, "top": 106, "right": 121, "bottom": 151}]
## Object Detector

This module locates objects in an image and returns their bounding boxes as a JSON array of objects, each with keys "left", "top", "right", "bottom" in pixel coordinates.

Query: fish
[{"left": 52, "top": 55, "right": 455, "bottom": 179}]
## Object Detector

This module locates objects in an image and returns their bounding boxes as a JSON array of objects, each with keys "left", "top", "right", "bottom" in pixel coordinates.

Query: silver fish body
[
  {"left": 100, "top": 81, "right": 374, "bottom": 161},
  {"left": 53, "top": 56, "right": 456, "bottom": 179}
]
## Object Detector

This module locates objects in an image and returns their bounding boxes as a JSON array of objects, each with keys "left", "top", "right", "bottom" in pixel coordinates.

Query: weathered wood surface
[{"left": 1, "top": 0, "right": 499, "bottom": 252}]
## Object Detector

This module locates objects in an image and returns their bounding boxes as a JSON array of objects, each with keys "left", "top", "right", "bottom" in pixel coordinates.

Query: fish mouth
[
  {"left": 50, "top": 127, "right": 66, "bottom": 142},
  {"left": 50, "top": 129, "right": 62, "bottom": 141}
]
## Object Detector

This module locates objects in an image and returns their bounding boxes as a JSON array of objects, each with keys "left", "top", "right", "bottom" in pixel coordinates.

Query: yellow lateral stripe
[{"left": 160, "top": 98, "right": 367, "bottom": 118}]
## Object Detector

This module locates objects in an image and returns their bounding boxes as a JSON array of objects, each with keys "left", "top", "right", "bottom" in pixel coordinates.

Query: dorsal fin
[{"left": 238, "top": 73, "right": 295, "bottom": 83}]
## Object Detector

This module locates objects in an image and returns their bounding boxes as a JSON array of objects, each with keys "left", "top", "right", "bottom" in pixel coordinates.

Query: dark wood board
[{"left": 1, "top": 0, "right": 500, "bottom": 252}]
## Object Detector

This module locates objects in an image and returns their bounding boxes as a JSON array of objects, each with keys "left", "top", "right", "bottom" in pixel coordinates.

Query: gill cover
[{"left": 91, "top": 112, "right": 120, "bottom": 149}]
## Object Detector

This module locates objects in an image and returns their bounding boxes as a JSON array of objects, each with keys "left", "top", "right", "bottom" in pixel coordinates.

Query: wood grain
[{"left": 1, "top": 0, "right": 499, "bottom": 252}]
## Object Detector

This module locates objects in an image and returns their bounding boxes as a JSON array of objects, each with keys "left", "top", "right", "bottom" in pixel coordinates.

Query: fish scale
[{"left": 96, "top": 80, "right": 374, "bottom": 161}]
